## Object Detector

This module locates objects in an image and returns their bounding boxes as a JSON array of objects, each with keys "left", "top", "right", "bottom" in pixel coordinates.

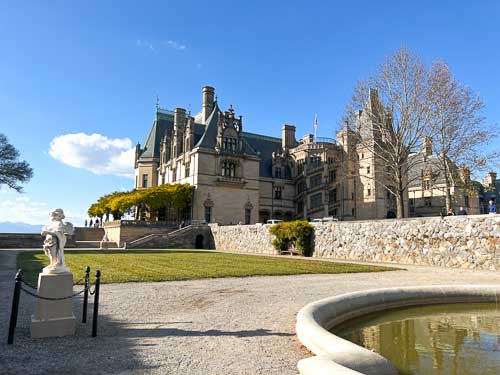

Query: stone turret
[
  {"left": 202, "top": 86, "right": 215, "bottom": 124},
  {"left": 423, "top": 137, "right": 433, "bottom": 157}
]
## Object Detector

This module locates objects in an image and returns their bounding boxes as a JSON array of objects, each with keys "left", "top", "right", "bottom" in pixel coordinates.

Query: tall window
[
  {"left": 222, "top": 161, "right": 236, "bottom": 177},
  {"left": 142, "top": 174, "right": 148, "bottom": 188},
  {"left": 245, "top": 208, "right": 251, "bottom": 224},
  {"left": 329, "top": 169, "right": 337, "bottom": 183},
  {"left": 297, "top": 200, "right": 304, "bottom": 213},
  {"left": 172, "top": 169, "right": 177, "bottom": 182},
  {"left": 310, "top": 193, "right": 322, "bottom": 209},
  {"left": 223, "top": 137, "right": 237, "bottom": 151},
  {"left": 366, "top": 166, "right": 371, "bottom": 174},
  {"left": 274, "top": 186, "right": 282, "bottom": 200},
  {"left": 329, "top": 189, "right": 337, "bottom": 202},
  {"left": 275, "top": 167, "right": 282, "bottom": 178},
  {"left": 204, "top": 206, "right": 212, "bottom": 223},
  {"left": 464, "top": 195, "right": 469, "bottom": 207},
  {"left": 310, "top": 174, "right": 322, "bottom": 188},
  {"left": 423, "top": 179, "right": 431, "bottom": 190},
  {"left": 298, "top": 181, "right": 306, "bottom": 193}
]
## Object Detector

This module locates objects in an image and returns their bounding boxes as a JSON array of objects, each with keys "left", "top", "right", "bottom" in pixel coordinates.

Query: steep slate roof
[
  {"left": 407, "top": 152, "right": 447, "bottom": 187},
  {"left": 139, "top": 110, "right": 174, "bottom": 159},
  {"left": 243, "top": 132, "right": 282, "bottom": 178},
  {"left": 139, "top": 109, "right": 207, "bottom": 160},
  {"left": 140, "top": 103, "right": 283, "bottom": 177}
]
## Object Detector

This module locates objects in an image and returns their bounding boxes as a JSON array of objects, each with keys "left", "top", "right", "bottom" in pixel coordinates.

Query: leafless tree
[
  {"left": 344, "top": 47, "right": 429, "bottom": 218},
  {"left": 426, "top": 60, "right": 498, "bottom": 211}
]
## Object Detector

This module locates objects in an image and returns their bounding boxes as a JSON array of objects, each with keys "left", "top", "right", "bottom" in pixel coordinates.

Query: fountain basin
[{"left": 296, "top": 285, "right": 500, "bottom": 375}]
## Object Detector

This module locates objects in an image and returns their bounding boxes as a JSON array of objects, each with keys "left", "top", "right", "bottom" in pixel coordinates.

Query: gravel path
[{"left": 2, "top": 249, "right": 500, "bottom": 375}]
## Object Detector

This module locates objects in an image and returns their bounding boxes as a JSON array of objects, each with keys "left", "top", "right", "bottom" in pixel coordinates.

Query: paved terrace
[{"left": 2, "top": 249, "right": 500, "bottom": 375}]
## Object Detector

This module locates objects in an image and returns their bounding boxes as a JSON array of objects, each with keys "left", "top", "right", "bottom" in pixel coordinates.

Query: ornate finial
[
  {"left": 229, "top": 104, "right": 234, "bottom": 113},
  {"left": 215, "top": 95, "right": 218, "bottom": 102},
  {"left": 156, "top": 95, "right": 160, "bottom": 110}
]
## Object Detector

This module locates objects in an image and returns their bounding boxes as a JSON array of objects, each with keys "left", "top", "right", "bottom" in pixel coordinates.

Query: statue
[{"left": 41, "top": 208, "right": 74, "bottom": 274}]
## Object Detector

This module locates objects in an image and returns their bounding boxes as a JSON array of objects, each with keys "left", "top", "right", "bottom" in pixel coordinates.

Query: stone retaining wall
[
  {"left": 210, "top": 224, "right": 275, "bottom": 254},
  {"left": 0, "top": 233, "right": 76, "bottom": 249},
  {"left": 211, "top": 215, "right": 500, "bottom": 270}
]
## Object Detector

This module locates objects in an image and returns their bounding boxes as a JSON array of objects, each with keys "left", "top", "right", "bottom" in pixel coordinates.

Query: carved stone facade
[{"left": 134, "top": 86, "right": 401, "bottom": 224}]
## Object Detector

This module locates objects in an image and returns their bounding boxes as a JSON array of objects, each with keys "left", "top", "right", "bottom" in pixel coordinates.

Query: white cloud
[
  {"left": 0, "top": 190, "right": 87, "bottom": 226},
  {"left": 161, "top": 40, "right": 187, "bottom": 51},
  {"left": 136, "top": 39, "right": 187, "bottom": 52},
  {"left": 49, "top": 133, "right": 135, "bottom": 178},
  {"left": 0, "top": 194, "right": 48, "bottom": 225}
]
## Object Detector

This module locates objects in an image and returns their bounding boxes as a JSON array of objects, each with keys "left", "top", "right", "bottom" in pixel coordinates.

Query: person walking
[
  {"left": 95, "top": 218, "right": 100, "bottom": 228},
  {"left": 489, "top": 200, "right": 497, "bottom": 214},
  {"left": 89, "top": 219, "right": 93, "bottom": 227},
  {"left": 457, "top": 206, "right": 467, "bottom": 215},
  {"left": 84, "top": 219, "right": 88, "bottom": 227}
]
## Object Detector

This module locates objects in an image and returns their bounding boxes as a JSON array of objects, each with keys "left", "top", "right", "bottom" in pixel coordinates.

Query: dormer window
[
  {"left": 223, "top": 137, "right": 238, "bottom": 151},
  {"left": 275, "top": 167, "right": 282, "bottom": 178}
]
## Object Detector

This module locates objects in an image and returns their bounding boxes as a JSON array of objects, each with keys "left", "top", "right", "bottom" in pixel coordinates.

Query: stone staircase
[
  {"left": 75, "top": 240, "right": 119, "bottom": 249},
  {"left": 124, "top": 224, "right": 213, "bottom": 249}
]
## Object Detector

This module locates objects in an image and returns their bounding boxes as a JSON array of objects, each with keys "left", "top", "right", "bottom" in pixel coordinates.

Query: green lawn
[{"left": 17, "top": 250, "right": 399, "bottom": 285}]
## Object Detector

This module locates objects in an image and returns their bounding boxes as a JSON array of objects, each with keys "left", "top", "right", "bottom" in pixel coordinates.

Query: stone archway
[{"left": 195, "top": 234, "right": 204, "bottom": 249}]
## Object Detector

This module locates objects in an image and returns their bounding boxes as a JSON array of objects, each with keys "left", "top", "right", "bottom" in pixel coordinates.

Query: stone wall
[
  {"left": 210, "top": 223, "right": 275, "bottom": 254},
  {"left": 210, "top": 215, "right": 500, "bottom": 270},
  {"left": 0, "top": 233, "right": 76, "bottom": 249},
  {"left": 73, "top": 227, "right": 104, "bottom": 241}
]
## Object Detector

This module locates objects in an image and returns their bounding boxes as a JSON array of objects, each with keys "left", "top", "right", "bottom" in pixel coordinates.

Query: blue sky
[{"left": 0, "top": 1, "right": 499, "bottom": 225}]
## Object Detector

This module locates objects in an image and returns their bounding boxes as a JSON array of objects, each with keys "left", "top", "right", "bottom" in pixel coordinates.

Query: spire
[
  {"left": 156, "top": 95, "right": 160, "bottom": 111},
  {"left": 314, "top": 113, "right": 318, "bottom": 141}
]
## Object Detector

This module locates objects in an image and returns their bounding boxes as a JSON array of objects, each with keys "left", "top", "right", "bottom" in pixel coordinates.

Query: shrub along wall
[{"left": 211, "top": 215, "right": 500, "bottom": 270}]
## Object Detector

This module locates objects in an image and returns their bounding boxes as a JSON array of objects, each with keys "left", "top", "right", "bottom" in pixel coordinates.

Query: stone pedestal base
[{"left": 31, "top": 272, "right": 76, "bottom": 339}]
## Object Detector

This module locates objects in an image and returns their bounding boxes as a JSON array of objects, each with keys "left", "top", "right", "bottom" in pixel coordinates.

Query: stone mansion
[{"left": 134, "top": 86, "right": 403, "bottom": 225}]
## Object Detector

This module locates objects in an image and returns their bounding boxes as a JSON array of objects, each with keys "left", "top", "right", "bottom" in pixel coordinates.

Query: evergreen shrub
[{"left": 269, "top": 220, "right": 314, "bottom": 256}]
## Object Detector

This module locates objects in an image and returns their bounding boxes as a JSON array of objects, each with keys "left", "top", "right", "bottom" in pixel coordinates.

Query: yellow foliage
[{"left": 87, "top": 184, "right": 193, "bottom": 217}]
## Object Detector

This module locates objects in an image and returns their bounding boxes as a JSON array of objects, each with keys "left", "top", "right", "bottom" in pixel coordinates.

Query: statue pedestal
[{"left": 31, "top": 272, "right": 76, "bottom": 339}]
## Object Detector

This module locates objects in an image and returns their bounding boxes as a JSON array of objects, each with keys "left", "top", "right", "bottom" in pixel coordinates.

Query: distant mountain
[{"left": 0, "top": 222, "right": 43, "bottom": 233}]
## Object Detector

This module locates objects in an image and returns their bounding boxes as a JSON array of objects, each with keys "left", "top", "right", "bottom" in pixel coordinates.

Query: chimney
[
  {"left": 202, "top": 86, "right": 215, "bottom": 124},
  {"left": 174, "top": 107, "right": 186, "bottom": 130},
  {"left": 484, "top": 171, "right": 497, "bottom": 187},
  {"left": 281, "top": 124, "right": 296, "bottom": 149},
  {"left": 173, "top": 108, "right": 186, "bottom": 156},
  {"left": 423, "top": 137, "right": 432, "bottom": 157}
]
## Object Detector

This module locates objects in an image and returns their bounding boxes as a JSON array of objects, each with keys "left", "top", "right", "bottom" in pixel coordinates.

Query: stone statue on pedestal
[
  {"left": 41, "top": 208, "right": 74, "bottom": 274},
  {"left": 31, "top": 208, "right": 76, "bottom": 338}
]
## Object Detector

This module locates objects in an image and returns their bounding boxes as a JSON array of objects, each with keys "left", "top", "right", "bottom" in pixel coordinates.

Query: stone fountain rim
[{"left": 296, "top": 284, "right": 500, "bottom": 375}]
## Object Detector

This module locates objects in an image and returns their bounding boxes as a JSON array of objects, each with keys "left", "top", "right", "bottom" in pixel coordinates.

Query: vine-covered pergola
[{"left": 87, "top": 183, "right": 194, "bottom": 223}]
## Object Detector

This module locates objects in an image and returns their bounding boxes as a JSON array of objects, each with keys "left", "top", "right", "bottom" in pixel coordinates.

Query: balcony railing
[{"left": 216, "top": 176, "right": 244, "bottom": 184}]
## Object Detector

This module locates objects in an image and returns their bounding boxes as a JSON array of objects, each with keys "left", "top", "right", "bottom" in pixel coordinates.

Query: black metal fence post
[
  {"left": 7, "top": 270, "right": 23, "bottom": 345},
  {"left": 91, "top": 269, "right": 101, "bottom": 337},
  {"left": 82, "top": 266, "right": 90, "bottom": 323}
]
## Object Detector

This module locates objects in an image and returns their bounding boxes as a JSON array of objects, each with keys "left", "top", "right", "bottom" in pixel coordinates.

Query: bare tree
[
  {"left": 426, "top": 60, "right": 497, "bottom": 211},
  {"left": 0, "top": 134, "right": 33, "bottom": 192},
  {"left": 345, "top": 48, "right": 429, "bottom": 218}
]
